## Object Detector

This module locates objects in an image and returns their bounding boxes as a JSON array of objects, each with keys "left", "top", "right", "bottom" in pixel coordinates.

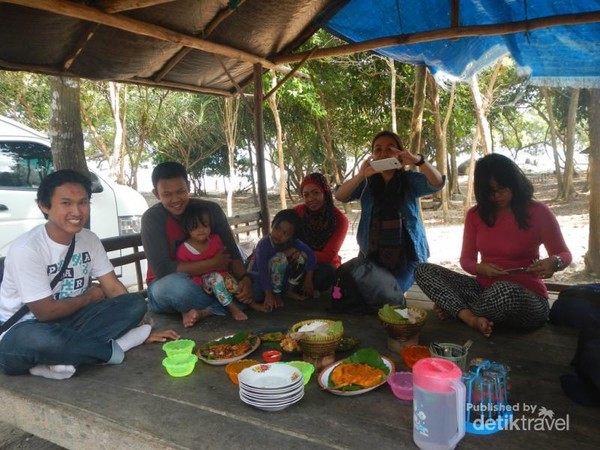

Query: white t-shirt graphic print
[{"left": 0, "top": 225, "right": 113, "bottom": 325}]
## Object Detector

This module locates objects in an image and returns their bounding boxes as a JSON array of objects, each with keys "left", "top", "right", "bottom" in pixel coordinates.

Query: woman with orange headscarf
[{"left": 293, "top": 173, "right": 349, "bottom": 292}]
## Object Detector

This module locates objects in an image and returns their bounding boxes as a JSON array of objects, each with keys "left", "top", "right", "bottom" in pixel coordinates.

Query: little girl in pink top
[{"left": 176, "top": 204, "right": 247, "bottom": 321}]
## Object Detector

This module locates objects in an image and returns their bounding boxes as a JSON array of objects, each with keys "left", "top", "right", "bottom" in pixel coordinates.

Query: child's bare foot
[
  {"left": 248, "top": 301, "right": 267, "bottom": 312},
  {"left": 458, "top": 309, "right": 493, "bottom": 337},
  {"left": 228, "top": 304, "right": 248, "bottom": 321},
  {"left": 472, "top": 317, "right": 493, "bottom": 337},
  {"left": 182, "top": 308, "right": 211, "bottom": 328},
  {"left": 286, "top": 290, "right": 307, "bottom": 301},
  {"left": 274, "top": 293, "right": 284, "bottom": 308},
  {"left": 433, "top": 303, "right": 449, "bottom": 320}
]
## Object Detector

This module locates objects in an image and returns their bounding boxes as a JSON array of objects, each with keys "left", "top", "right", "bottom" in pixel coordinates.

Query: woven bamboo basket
[
  {"left": 290, "top": 319, "right": 343, "bottom": 357},
  {"left": 378, "top": 306, "right": 428, "bottom": 341}
]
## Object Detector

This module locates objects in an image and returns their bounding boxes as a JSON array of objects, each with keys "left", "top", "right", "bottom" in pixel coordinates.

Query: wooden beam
[
  {"left": 129, "top": 77, "right": 233, "bottom": 96},
  {"left": 0, "top": 58, "right": 233, "bottom": 96},
  {"left": 215, "top": 56, "right": 253, "bottom": 111},
  {"left": 154, "top": 0, "right": 248, "bottom": 82},
  {"left": 0, "top": 58, "right": 76, "bottom": 78},
  {"left": 451, "top": 0, "right": 459, "bottom": 29},
  {"left": 62, "top": 23, "right": 99, "bottom": 70},
  {"left": 153, "top": 48, "right": 191, "bottom": 82},
  {"left": 273, "top": 11, "right": 600, "bottom": 64},
  {"left": 96, "top": 0, "right": 176, "bottom": 14},
  {"left": 203, "top": 0, "right": 248, "bottom": 38},
  {"left": 5, "top": 0, "right": 279, "bottom": 70},
  {"left": 264, "top": 48, "right": 315, "bottom": 101}
]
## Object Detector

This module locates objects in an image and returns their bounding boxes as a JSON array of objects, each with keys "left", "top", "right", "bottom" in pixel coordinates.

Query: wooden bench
[{"left": 227, "top": 211, "right": 263, "bottom": 243}]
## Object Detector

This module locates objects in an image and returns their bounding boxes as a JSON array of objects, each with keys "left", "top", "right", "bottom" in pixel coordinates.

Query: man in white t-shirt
[{"left": 0, "top": 170, "right": 153, "bottom": 380}]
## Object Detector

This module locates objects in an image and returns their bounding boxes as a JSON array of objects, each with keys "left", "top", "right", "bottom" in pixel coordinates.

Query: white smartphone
[{"left": 370, "top": 157, "right": 401, "bottom": 172}]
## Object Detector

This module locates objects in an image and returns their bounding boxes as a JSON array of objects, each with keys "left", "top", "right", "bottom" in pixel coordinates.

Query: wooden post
[
  {"left": 586, "top": 89, "right": 600, "bottom": 274},
  {"left": 253, "top": 64, "right": 270, "bottom": 234}
]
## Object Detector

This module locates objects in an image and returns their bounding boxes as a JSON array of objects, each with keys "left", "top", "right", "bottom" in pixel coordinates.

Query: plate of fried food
[
  {"left": 256, "top": 327, "right": 288, "bottom": 344},
  {"left": 197, "top": 332, "right": 261, "bottom": 366},
  {"left": 257, "top": 327, "right": 302, "bottom": 354},
  {"left": 318, "top": 348, "right": 394, "bottom": 396}
]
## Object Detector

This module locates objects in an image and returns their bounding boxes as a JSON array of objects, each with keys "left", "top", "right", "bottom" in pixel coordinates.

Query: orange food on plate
[
  {"left": 280, "top": 337, "right": 301, "bottom": 352},
  {"left": 330, "top": 363, "right": 385, "bottom": 388},
  {"left": 401, "top": 345, "right": 431, "bottom": 369}
]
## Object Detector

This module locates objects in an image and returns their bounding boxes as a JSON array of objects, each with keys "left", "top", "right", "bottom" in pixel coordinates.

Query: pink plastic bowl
[{"left": 388, "top": 371, "right": 413, "bottom": 400}]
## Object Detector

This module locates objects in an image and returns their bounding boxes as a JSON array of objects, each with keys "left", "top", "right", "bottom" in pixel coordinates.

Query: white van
[{"left": 0, "top": 116, "right": 148, "bottom": 288}]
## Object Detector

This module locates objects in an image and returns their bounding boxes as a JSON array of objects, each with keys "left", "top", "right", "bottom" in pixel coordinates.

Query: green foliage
[
  {"left": 327, "top": 321, "right": 344, "bottom": 336},
  {"left": 378, "top": 304, "right": 409, "bottom": 323},
  {"left": 342, "top": 348, "right": 389, "bottom": 374},
  {"left": 0, "top": 72, "right": 50, "bottom": 131}
]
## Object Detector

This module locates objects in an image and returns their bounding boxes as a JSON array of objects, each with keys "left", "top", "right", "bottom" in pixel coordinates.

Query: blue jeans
[
  {"left": 0, "top": 293, "right": 147, "bottom": 375},
  {"left": 147, "top": 272, "right": 231, "bottom": 316}
]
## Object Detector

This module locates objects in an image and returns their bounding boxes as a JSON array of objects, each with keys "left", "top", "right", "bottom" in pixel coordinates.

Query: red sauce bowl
[{"left": 262, "top": 350, "right": 282, "bottom": 363}]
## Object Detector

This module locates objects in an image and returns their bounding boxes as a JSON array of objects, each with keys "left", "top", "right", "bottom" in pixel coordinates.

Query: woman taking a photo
[
  {"left": 293, "top": 172, "right": 349, "bottom": 293},
  {"left": 415, "top": 153, "right": 572, "bottom": 337},
  {"left": 335, "top": 130, "right": 444, "bottom": 292}
]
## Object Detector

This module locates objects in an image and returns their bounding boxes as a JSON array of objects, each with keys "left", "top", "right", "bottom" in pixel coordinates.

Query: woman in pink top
[{"left": 415, "top": 154, "right": 571, "bottom": 337}]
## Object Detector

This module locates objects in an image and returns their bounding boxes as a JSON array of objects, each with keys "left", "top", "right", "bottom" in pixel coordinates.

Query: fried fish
[{"left": 330, "top": 363, "right": 385, "bottom": 388}]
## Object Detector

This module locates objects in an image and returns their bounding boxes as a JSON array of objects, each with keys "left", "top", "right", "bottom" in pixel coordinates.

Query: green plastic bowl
[
  {"left": 162, "top": 339, "right": 195, "bottom": 357},
  {"left": 162, "top": 353, "right": 197, "bottom": 377},
  {"left": 286, "top": 361, "right": 315, "bottom": 385}
]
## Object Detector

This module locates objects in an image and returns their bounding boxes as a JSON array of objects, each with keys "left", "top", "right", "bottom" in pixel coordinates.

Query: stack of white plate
[{"left": 238, "top": 363, "right": 304, "bottom": 411}]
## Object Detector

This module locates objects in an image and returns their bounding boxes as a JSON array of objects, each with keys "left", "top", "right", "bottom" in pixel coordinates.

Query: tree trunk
[
  {"left": 223, "top": 97, "right": 239, "bottom": 216},
  {"left": 268, "top": 71, "right": 287, "bottom": 210},
  {"left": 444, "top": 85, "right": 458, "bottom": 201},
  {"left": 464, "top": 127, "right": 481, "bottom": 211},
  {"left": 314, "top": 87, "right": 341, "bottom": 186},
  {"left": 49, "top": 76, "right": 88, "bottom": 175},
  {"left": 542, "top": 87, "right": 564, "bottom": 198},
  {"left": 387, "top": 57, "right": 397, "bottom": 134},
  {"left": 586, "top": 89, "right": 600, "bottom": 274},
  {"left": 49, "top": 76, "right": 89, "bottom": 228},
  {"left": 427, "top": 70, "right": 448, "bottom": 220},
  {"left": 562, "top": 88, "right": 579, "bottom": 200},
  {"left": 469, "top": 74, "right": 491, "bottom": 155},
  {"left": 108, "top": 82, "right": 126, "bottom": 184},
  {"left": 409, "top": 66, "right": 427, "bottom": 155},
  {"left": 410, "top": 65, "right": 427, "bottom": 222},
  {"left": 245, "top": 136, "right": 258, "bottom": 207},
  {"left": 449, "top": 143, "right": 460, "bottom": 197}
]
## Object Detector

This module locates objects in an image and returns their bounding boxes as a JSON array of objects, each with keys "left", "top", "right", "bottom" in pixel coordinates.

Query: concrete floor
[{"left": 1, "top": 293, "right": 598, "bottom": 450}]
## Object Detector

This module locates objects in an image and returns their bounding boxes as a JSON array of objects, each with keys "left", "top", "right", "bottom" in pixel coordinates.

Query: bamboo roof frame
[{"left": 2, "top": 1, "right": 597, "bottom": 93}]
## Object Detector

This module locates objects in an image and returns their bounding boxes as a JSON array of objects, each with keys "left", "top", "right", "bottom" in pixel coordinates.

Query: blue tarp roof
[{"left": 325, "top": 0, "right": 600, "bottom": 87}]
